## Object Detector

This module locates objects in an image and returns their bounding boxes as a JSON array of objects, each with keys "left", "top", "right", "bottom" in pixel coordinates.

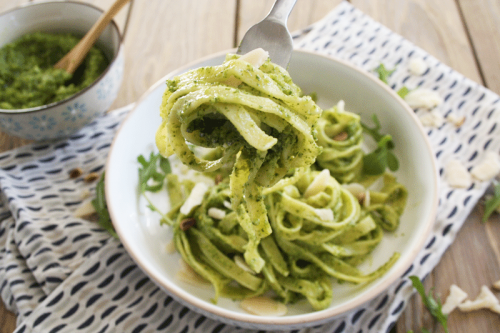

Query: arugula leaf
[
  {"left": 483, "top": 181, "right": 500, "bottom": 222},
  {"left": 137, "top": 152, "right": 171, "bottom": 193},
  {"left": 363, "top": 145, "right": 388, "bottom": 175},
  {"left": 137, "top": 152, "right": 174, "bottom": 225},
  {"left": 375, "top": 63, "right": 395, "bottom": 85},
  {"left": 361, "top": 115, "right": 399, "bottom": 175},
  {"left": 387, "top": 150, "right": 399, "bottom": 171},
  {"left": 160, "top": 155, "right": 172, "bottom": 175},
  {"left": 362, "top": 115, "right": 394, "bottom": 147},
  {"left": 409, "top": 276, "right": 449, "bottom": 333},
  {"left": 91, "top": 172, "right": 118, "bottom": 239}
]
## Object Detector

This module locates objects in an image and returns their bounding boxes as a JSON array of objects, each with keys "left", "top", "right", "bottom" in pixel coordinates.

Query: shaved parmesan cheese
[
  {"left": 446, "top": 113, "right": 466, "bottom": 127},
  {"left": 314, "top": 208, "right": 334, "bottom": 221},
  {"left": 342, "top": 183, "right": 366, "bottom": 198},
  {"left": 303, "top": 169, "right": 330, "bottom": 198},
  {"left": 177, "top": 259, "right": 211, "bottom": 287},
  {"left": 224, "top": 48, "right": 269, "bottom": 87},
  {"left": 470, "top": 152, "right": 500, "bottom": 181},
  {"left": 493, "top": 280, "right": 500, "bottom": 290},
  {"left": 442, "top": 284, "right": 468, "bottom": 314},
  {"left": 336, "top": 100, "right": 345, "bottom": 112},
  {"left": 240, "top": 296, "right": 287, "bottom": 316},
  {"left": 458, "top": 285, "right": 500, "bottom": 312},
  {"left": 342, "top": 183, "right": 371, "bottom": 206},
  {"left": 223, "top": 200, "right": 232, "bottom": 210},
  {"left": 445, "top": 159, "right": 472, "bottom": 188},
  {"left": 239, "top": 48, "right": 269, "bottom": 68},
  {"left": 409, "top": 58, "right": 427, "bottom": 76},
  {"left": 180, "top": 182, "right": 209, "bottom": 215},
  {"left": 363, "top": 190, "right": 371, "bottom": 207},
  {"left": 74, "top": 199, "right": 96, "bottom": 218},
  {"left": 80, "top": 189, "right": 92, "bottom": 200},
  {"left": 404, "top": 88, "right": 443, "bottom": 109},
  {"left": 418, "top": 109, "right": 444, "bottom": 128},
  {"left": 208, "top": 207, "right": 226, "bottom": 220}
]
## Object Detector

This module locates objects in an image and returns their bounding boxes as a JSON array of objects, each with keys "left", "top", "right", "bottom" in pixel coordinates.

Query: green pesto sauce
[{"left": 0, "top": 32, "right": 109, "bottom": 109}]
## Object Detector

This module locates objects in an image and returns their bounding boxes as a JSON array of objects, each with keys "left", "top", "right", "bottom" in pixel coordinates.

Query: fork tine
[{"left": 237, "top": 0, "right": 297, "bottom": 68}]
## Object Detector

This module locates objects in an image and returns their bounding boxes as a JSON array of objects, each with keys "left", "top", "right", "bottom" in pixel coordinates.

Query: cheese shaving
[
  {"left": 342, "top": 183, "right": 366, "bottom": 198},
  {"left": 176, "top": 259, "right": 211, "bottom": 287},
  {"left": 239, "top": 48, "right": 269, "bottom": 69},
  {"left": 470, "top": 152, "right": 500, "bottom": 181},
  {"left": 73, "top": 199, "right": 96, "bottom": 218},
  {"left": 404, "top": 88, "right": 443, "bottom": 109},
  {"left": 224, "top": 48, "right": 269, "bottom": 87},
  {"left": 208, "top": 207, "right": 226, "bottom": 220},
  {"left": 442, "top": 284, "right": 468, "bottom": 314},
  {"left": 418, "top": 109, "right": 445, "bottom": 128},
  {"left": 446, "top": 113, "right": 465, "bottom": 127},
  {"left": 445, "top": 159, "right": 472, "bottom": 188},
  {"left": 180, "top": 182, "right": 209, "bottom": 215},
  {"left": 303, "top": 169, "right": 330, "bottom": 198},
  {"left": 458, "top": 285, "right": 500, "bottom": 313},
  {"left": 409, "top": 58, "right": 427, "bottom": 76},
  {"left": 240, "top": 296, "right": 287, "bottom": 316},
  {"left": 493, "top": 279, "right": 500, "bottom": 290},
  {"left": 314, "top": 208, "right": 334, "bottom": 221}
]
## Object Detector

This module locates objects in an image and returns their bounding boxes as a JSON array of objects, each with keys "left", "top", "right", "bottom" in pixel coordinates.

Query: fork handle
[{"left": 267, "top": 0, "right": 297, "bottom": 23}]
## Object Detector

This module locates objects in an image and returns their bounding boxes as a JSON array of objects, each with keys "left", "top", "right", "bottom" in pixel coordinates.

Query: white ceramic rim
[
  {"left": 106, "top": 48, "right": 439, "bottom": 327},
  {"left": 0, "top": 0, "right": 124, "bottom": 115}
]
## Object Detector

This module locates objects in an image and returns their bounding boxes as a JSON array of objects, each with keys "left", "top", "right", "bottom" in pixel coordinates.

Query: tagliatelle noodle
[{"left": 156, "top": 49, "right": 321, "bottom": 272}]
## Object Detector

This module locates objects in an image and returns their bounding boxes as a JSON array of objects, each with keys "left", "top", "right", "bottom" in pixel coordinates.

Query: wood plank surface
[
  {"left": 351, "top": 0, "right": 482, "bottom": 83},
  {"left": 1, "top": 1, "right": 500, "bottom": 333},
  {"left": 457, "top": 0, "right": 500, "bottom": 95}
]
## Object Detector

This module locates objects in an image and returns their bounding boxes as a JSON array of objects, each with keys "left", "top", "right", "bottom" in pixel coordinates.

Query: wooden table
[{"left": 1, "top": 1, "right": 500, "bottom": 332}]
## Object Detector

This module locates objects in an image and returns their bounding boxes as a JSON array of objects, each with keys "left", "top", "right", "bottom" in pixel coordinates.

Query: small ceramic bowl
[
  {"left": 106, "top": 49, "right": 439, "bottom": 330},
  {"left": 0, "top": 1, "right": 124, "bottom": 141}
]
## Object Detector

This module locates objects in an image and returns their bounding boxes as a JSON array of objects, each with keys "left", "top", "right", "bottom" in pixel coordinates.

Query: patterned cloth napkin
[{"left": 2, "top": 2, "right": 500, "bottom": 332}]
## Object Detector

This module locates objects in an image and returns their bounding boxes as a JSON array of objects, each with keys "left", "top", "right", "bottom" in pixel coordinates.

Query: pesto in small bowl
[{"left": 0, "top": 32, "right": 109, "bottom": 109}]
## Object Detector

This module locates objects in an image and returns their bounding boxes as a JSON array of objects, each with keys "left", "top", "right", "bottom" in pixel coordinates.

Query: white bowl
[
  {"left": 0, "top": 1, "right": 124, "bottom": 141},
  {"left": 106, "top": 49, "right": 438, "bottom": 330}
]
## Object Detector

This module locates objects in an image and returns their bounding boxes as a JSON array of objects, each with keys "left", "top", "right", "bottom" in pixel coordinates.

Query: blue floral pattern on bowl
[
  {"left": 62, "top": 102, "right": 87, "bottom": 122},
  {"left": 0, "top": 117, "right": 22, "bottom": 132}
]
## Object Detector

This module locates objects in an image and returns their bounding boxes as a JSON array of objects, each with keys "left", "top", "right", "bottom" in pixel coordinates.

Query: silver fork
[{"left": 237, "top": 0, "right": 297, "bottom": 68}]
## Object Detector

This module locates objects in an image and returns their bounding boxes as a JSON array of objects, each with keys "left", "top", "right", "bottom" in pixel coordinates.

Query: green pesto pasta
[
  {"left": 316, "top": 101, "right": 364, "bottom": 183},
  {"left": 152, "top": 51, "right": 409, "bottom": 312},
  {"left": 167, "top": 167, "right": 404, "bottom": 310},
  {"left": 156, "top": 50, "right": 321, "bottom": 272}
]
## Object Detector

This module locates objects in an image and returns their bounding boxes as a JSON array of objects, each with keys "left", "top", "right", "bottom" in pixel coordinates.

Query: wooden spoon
[{"left": 54, "top": 0, "right": 131, "bottom": 74}]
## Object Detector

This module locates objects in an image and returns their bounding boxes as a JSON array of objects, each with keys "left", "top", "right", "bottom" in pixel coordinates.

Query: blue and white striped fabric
[{"left": 1, "top": 2, "right": 499, "bottom": 332}]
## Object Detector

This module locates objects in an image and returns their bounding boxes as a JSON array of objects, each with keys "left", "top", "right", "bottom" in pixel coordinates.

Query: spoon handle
[
  {"left": 54, "top": 0, "right": 131, "bottom": 74},
  {"left": 267, "top": 0, "right": 297, "bottom": 23}
]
